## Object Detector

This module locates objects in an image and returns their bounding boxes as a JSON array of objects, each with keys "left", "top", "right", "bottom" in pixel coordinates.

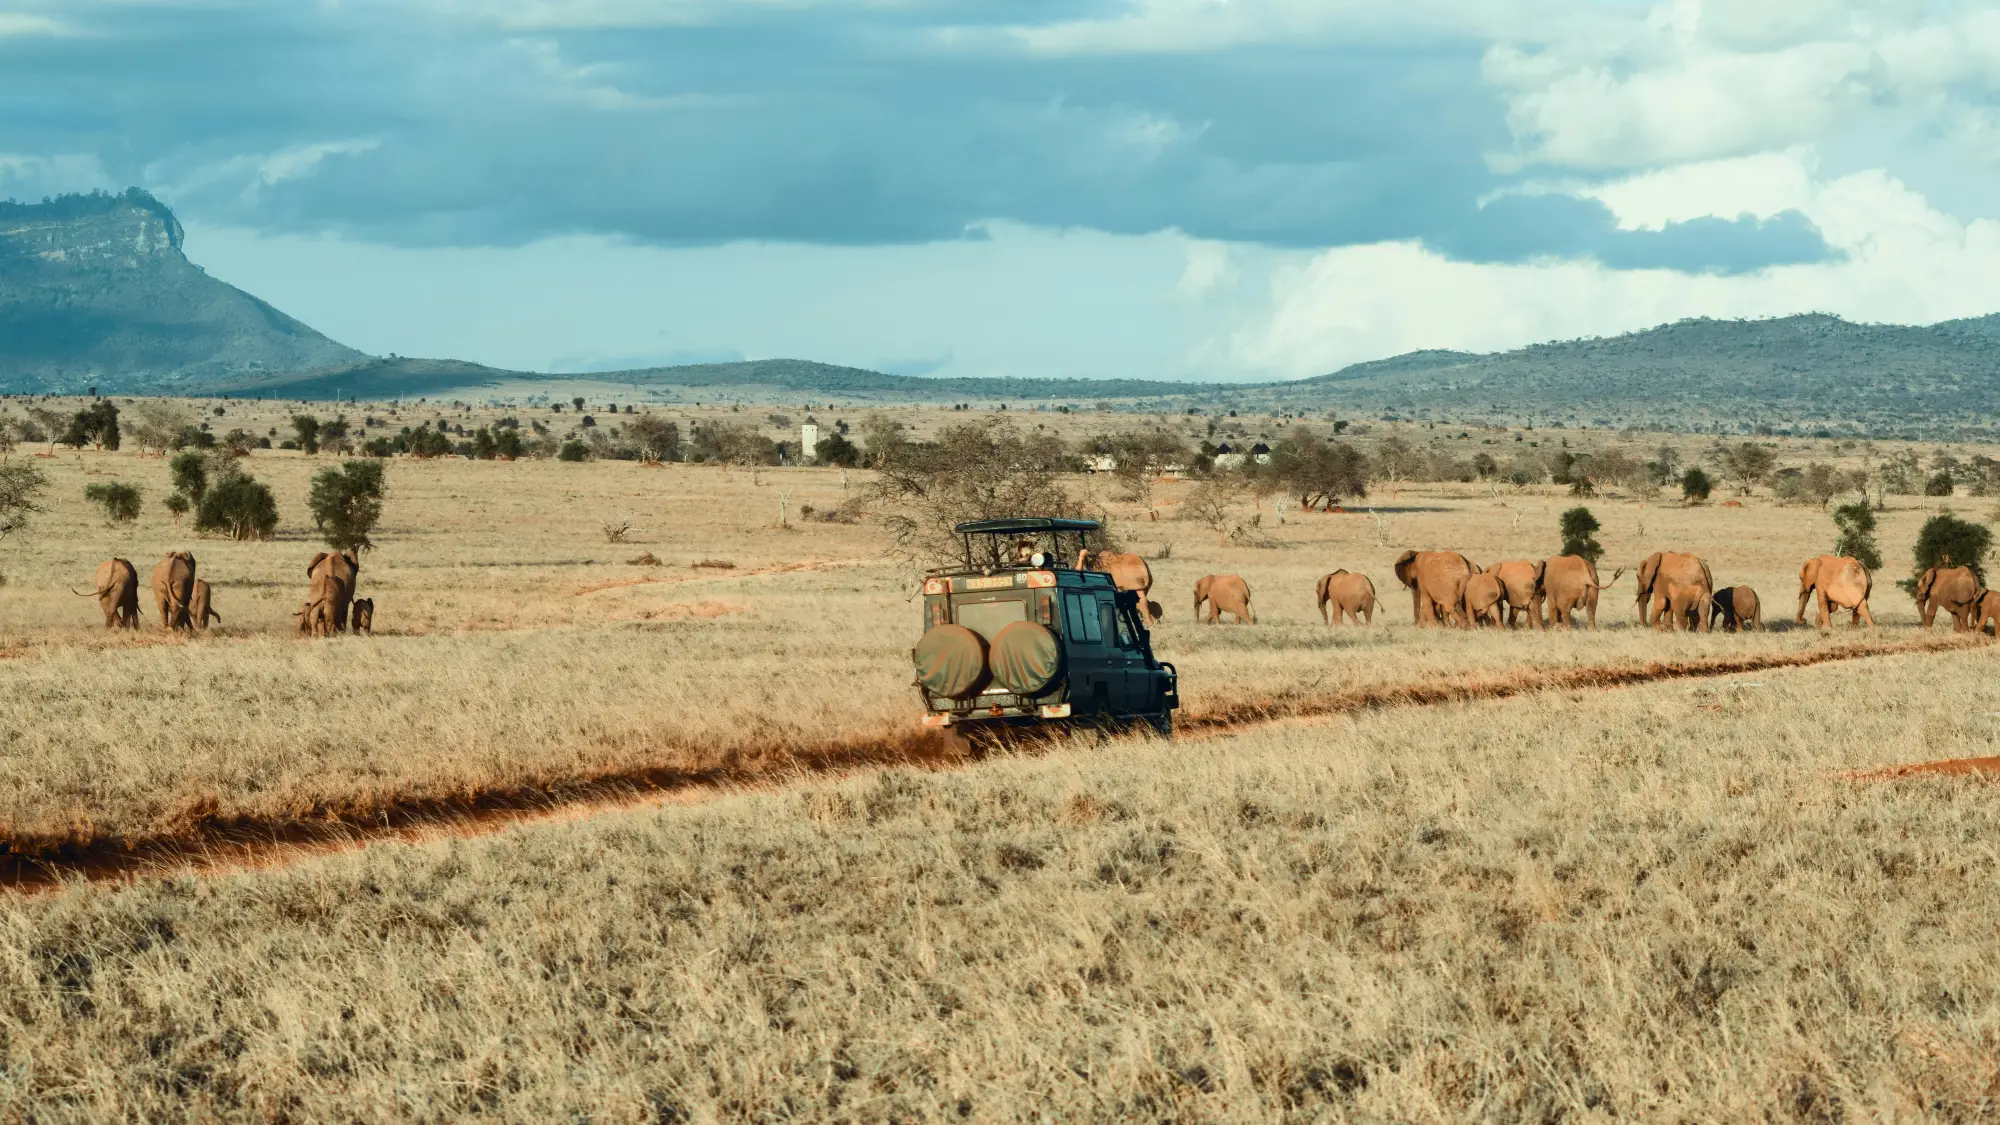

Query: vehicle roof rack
[{"left": 953, "top": 518, "right": 1102, "bottom": 535}]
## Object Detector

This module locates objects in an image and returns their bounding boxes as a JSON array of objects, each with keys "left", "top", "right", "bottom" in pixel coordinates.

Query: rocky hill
[{"left": 0, "top": 190, "right": 363, "bottom": 392}]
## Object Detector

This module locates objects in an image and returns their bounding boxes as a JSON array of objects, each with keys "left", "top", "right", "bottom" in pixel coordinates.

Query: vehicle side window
[
  {"left": 1100, "top": 598, "right": 1133, "bottom": 649},
  {"left": 1064, "top": 592, "right": 1103, "bottom": 643}
]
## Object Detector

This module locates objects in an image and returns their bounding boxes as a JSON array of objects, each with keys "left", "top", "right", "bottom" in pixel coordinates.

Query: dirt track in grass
[{"left": 0, "top": 632, "right": 1981, "bottom": 895}]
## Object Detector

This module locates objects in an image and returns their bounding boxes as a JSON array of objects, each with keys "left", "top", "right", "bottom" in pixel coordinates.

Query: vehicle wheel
[{"left": 1146, "top": 712, "right": 1174, "bottom": 740}]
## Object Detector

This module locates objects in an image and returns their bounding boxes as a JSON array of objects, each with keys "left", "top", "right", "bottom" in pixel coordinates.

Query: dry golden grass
[
  {"left": 0, "top": 423, "right": 1988, "bottom": 849},
  {"left": 1, "top": 407, "right": 1998, "bottom": 1118},
  {"left": 1, "top": 646, "right": 1997, "bottom": 1119}
]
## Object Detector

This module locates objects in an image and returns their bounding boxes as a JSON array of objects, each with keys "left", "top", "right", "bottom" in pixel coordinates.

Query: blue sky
[{"left": 5, "top": 0, "right": 2000, "bottom": 380}]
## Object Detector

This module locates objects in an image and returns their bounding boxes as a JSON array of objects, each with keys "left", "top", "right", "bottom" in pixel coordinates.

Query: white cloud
[
  {"left": 1486, "top": 1, "right": 2000, "bottom": 172},
  {"left": 256, "top": 139, "right": 380, "bottom": 189},
  {"left": 145, "top": 138, "right": 381, "bottom": 207},
  {"left": 1235, "top": 163, "right": 2000, "bottom": 378},
  {"left": 0, "top": 153, "right": 115, "bottom": 198},
  {"left": 0, "top": 13, "right": 67, "bottom": 36}
]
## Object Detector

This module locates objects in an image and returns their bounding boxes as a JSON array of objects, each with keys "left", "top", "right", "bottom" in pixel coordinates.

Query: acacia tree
[
  {"left": 1107, "top": 430, "right": 1189, "bottom": 520},
  {"left": 308, "top": 460, "right": 387, "bottom": 553},
  {"left": 0, "top": 463, "right": 49, "bottom": 542},
  {"left": 1176, "top": 479, "right": 1244, "bottom": 546},
  {"left": 1266, "top": 430, "right": 1368, "bottom": 510},
  {"left": 866, "top": 419, "right": 1092, "bottom": 566}
]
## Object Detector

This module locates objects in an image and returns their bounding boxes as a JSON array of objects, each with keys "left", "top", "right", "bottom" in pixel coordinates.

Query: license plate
[{"left": 963, "top": 575, "right": 1015, "bottom": 590}]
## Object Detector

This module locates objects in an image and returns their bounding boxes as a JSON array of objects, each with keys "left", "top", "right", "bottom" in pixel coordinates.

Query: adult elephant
[
  {"left": 1194, "top": 575, "right": 1255, "bottom": 624},
  {"left": 1393, "top": 550, "right": 1477, "bottom": 627},
  {"left": 1316, "top": 570, "right": 1376, "bottom": 625},
  {"left": 73, "top": 558, "right": 140, "bottom": 628},
  {"left": 150, "top": 552, "right": 197, "bottom": 632},
  {"left": 1079, "top": 550, "right": 1159, "bottom": 623},
  {"left": 1645, "top": 552, "right": 1714, "bottom": 632},
  {"left": 307, "top": 550, "right": 361, "bottom": 633},
  {"left": 1915, "top": 565, "right": 1980, "bottom": 631},
  {"left": 1798, "top": 555, "right": 1875, "bottom": 629},
  {"left": 1485, "top": 559, "right": 1546, "bottom": 629},
  {"left": 1541, "top": 555, "right": 1604, "bottom": 629}
]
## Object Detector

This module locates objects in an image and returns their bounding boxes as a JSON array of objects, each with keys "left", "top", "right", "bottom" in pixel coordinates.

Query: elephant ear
[
  {"left": 1532, "top": 560, "right": 1546, "bottom": 586},
  {"left": 1393, "top": 550, "right": 1418, "bottom": 586},
  {"left": 308, "top": 552, "right": 329, "bottom": 578}
]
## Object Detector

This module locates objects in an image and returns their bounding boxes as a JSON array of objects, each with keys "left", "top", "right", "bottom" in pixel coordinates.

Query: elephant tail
[
  {"left": 1596, "top": 567, "right": 1627, "bottom": 590},
  {"left": 71, "top": 586, "right": 108, "bottom": 597}
]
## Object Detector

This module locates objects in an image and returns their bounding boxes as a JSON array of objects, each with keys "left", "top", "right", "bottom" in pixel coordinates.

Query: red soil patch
[
  {"left": 1841, "top": 756, "right": 2000, "bottom": 781},
  {"left": 2, "top": 632, "right": 1982, "bottom": 893}
]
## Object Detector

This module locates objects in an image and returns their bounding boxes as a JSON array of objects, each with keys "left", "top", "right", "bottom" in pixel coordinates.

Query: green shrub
[
  {"left": 558, "top": 440, "right": 591, "bottom": 462},
  {"left": 1558, "top": 507, "right": 1602, "bottom": 562},
  {"left": 1925, "top": 471, "right": 1955, "bottom": 497},
  {"left": 1909, "top": 512, "right": 1991, "bottom": 589},
  {"left": 1831, "top": 501, "right": 1882, "bottom": 572},
  {"left": 195, "top": 469, "right": 279, "bottom": 541},
  {"left": 308, "top": 460, "right": 386, "bottom": 553},
  {"left": 169, "top": 451, "right": 209, "bottom": 502},
  {"left": 83, "top": 481, "right": 142, "bottom": 525},
  {"left": 1680, "top": 467, "right": 1713, "bottom": 502}
]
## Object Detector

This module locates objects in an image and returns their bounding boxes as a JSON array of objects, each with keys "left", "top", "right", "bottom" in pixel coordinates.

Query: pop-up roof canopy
[
  {"left": 953, "top": 518, "right": 1102, "bottom": 535},
  {"left": 943, "top": 518, "right": 1102, "bottom": 571}
]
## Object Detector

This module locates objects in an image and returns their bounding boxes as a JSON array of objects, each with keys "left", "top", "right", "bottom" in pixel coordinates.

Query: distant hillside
[
  {"left": 1240, "top": 314, "right": 2000, "bottom": 434},
  {"left": 0, "top": 190, "right": 363, "bottom": 391},
  {"left": 5, "top": 190, "right": 1999, "bottom": 436},
  {"left": 206, "top": 355, "right": 1212, "bottom": 404}
]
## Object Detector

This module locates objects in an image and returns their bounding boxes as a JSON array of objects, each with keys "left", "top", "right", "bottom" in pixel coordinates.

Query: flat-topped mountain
[{"left": 0, "top": 190, "right": 363, "bottom": 391}]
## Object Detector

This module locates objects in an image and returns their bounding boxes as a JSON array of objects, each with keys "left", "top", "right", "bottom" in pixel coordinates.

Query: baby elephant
[
  {"left": 1193, "top": 574, "right": 1255, "bottom": 624},
  {"left": 1316, "top": 570, "right": 1376, "bottom": 625},
  {"left": 295, "top": 600, "right": 334, "bottom": 637},
  {"left": 351, "top": 598, "right": 375, "bottom": 635},
  {"left": 1709, "top": 585, "right": 1763, "bottom": 632},
  {"left": 188, "top": 579, "right": 222, "bottom": 633},
  {"left": 1463, "top": 572, "right": 1508, "bottom": 627},
  {"left": 1969, "top": 590, "right": 2000, "bottom": 636}
]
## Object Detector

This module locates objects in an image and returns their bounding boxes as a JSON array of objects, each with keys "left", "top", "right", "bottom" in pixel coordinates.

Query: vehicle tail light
[
  {"left": 929, "top": 603, "right": 947, "bottom": 627},
  {"left": 1025, "top": 570, "right": 1056, "bottom": 588},
  {"left": 1038, "top": 703, "right": 1072, "bottom": 718},
  {"left": 921, "top": 713, "right": 953, "bottom": 728},
  {"left": 1035, "top": 592, "right": 1053, "bottom": 625},
  {"left": 923, "top": 578, "right": 948, "bottom": 595}
]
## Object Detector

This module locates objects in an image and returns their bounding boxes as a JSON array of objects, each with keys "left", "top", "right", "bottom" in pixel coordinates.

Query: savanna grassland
[{"left": 0, "top": 400, "right": 1998, "bottom": 1120}]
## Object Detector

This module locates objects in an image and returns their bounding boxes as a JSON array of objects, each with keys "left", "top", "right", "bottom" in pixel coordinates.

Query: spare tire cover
[
  {"left": 990, "top": 621, "right": 1061, "bottom": 695},
  {"left": 914, "top": 624, "right": 987, "bottom": 698}
]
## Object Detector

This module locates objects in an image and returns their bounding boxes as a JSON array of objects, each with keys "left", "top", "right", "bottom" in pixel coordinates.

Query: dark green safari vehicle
[{"left": 914, "top": 518, "right": 1178, "bottom": 737}]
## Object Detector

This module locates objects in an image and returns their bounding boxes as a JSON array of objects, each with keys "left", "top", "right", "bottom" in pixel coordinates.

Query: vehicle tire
[
  {"left": 989, "top": 621, "right": 1060, "bottom": 695},
  {"left": 1146, "top": 712, "right": 1174, "bottom": 740},
  {"left": 913, "top": 624, "right": 988, "bottom": 699}
]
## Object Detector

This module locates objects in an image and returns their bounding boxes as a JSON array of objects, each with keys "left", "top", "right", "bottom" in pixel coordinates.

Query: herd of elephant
[
  {"left": 1091, "top": 549, "right": 1983, "bottom": 632},
  {"left": 74, "top": 550, "right": 376, "bottom": 637}
]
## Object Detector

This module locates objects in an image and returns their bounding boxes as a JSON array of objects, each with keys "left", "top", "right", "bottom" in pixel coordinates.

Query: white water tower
[{"left": 800, "top": 422, "right": 820, "bottom": 462}]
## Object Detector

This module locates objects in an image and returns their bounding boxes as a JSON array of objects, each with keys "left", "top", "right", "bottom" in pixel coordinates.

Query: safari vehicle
[{"left": 914, "top": 518, "right": 1178, "bottom": 737}]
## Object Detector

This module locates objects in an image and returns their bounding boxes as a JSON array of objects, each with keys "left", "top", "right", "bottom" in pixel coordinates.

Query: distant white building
[{"left": 800, "top": 423, "right": 819, "bottom": 461}]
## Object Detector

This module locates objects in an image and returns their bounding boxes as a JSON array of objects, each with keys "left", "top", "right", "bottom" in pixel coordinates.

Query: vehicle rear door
[{"left": 1061, "top": 588, "right": 1116, "bottom": 715}]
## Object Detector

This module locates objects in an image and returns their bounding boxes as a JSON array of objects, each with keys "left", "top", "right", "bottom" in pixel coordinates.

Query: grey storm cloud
[{"left": 0, "top": 2, "right": 1829, "bottom": 275}]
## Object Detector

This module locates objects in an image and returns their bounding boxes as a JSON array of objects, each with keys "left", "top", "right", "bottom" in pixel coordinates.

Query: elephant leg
[
  {"left": 1855, "top": 601, "right": 1875, "bottom": 628},
  {"left": 1796, "top": 587, "right": 1812, "bottom": 625},
  {"left": 1816, "top": 590, "right": 1833, "bottom": 629}
]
